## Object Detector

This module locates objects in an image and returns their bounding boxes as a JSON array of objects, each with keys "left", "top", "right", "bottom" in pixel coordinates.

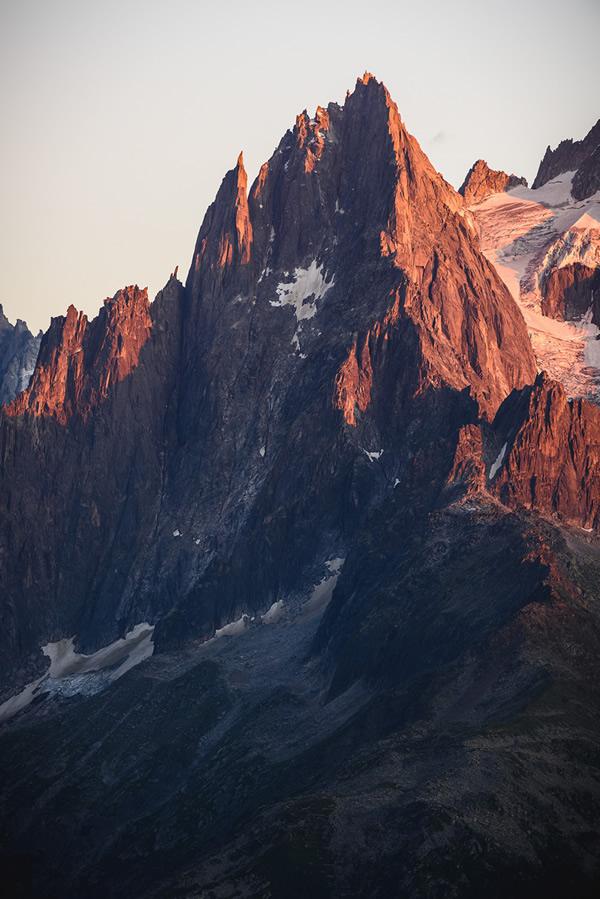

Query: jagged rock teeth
[{"left": 6, "top": 285, "right": 152, "bottom": 423}]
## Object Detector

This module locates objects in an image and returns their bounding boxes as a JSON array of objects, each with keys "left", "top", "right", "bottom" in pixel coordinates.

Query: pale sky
[{"left": 1, "top": 0, "right": 599, "bottom": 333}]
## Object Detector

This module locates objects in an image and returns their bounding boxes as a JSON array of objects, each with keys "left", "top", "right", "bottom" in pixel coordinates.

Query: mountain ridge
[{"left": 1, "top": 74, "right": 600, "bottom": 898}]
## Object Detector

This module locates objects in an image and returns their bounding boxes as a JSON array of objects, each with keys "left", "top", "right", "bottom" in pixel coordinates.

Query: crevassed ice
[
  {"left": 471, "top": 173, "right": 600, "bottom": 402},
  {"left": 270, "top": 260, "right": 335, "bottom": 322}
]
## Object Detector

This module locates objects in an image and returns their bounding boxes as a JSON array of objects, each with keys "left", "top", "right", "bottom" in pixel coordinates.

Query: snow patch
[
  {"left": 364, "top": 449, "right": 384, "bottom": 462},
  {"left": 41, "top": 622, "right": 154, "bottom": 679},
  {"left": 305, "top": 558, "right": 345, "bottom": 617},
  {"left": 173, "top": 529, "right": 181, "bottom": 537},
  {"left": 259, "top": 446, "right": 265, "bottom": 458},
  {"left": 262, "top": 600, "right": 284, "bottom": 623},
  {"left": 489, "top": 443, "right": 508, "bottom": 481},
  {"left": 270, "top": 260, "right": 334, "bottom": 323},
  {"left": 215, "top": 614, "right": 249, "bottom": 638},
  {"left": 0, "top": 623, "right": 155, "bottom": 722}
]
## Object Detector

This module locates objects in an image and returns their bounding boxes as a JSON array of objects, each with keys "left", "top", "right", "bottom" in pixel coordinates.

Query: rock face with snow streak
[
  {"left": 459, "top": 158, "right": 527, "bottom": 204},
  {"left": 0, "top": 306, "right": 41, "bottom": 406}
]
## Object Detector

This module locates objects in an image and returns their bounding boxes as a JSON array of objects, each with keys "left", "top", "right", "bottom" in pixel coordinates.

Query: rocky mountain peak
[
  {"left": 2, "top": 77, "right": 600, "bottom": 899},
  {"left": 6, "top": 285, "right": 152, "bottom": 423},
  {"left": 182, "top": 73, "right": 536, "bottom": 428},
  {"left": 0, "top": 72, "right": 538, "bottom": 692},
  {"left": 532, "top": 118, "right": 600, "bottom": 198},
  {"left": 187, "top": 151, "right": 253, "bottom": 299},
  {"left": 459, "top": 159, "right": 527, "bottom": 204}
]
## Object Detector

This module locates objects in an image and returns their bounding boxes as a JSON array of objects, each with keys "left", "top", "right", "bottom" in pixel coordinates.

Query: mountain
[
  {"left": 0, "top": 73, "right": 537, "bottom": 689},
  {"left": 1, "top": 75, "right": 600, "bottom": 897},
  {"left": 0, "top": 305, "right": 41, "bottom": 406},
  {"left": 533, "top": 118, "right": 600, "bottom": 200},
  {"left": 464, "top": 131, "right": 600, "bottom": 404},
  {"left": 459, "top": 159, "right": 527, "bottom": 204}
]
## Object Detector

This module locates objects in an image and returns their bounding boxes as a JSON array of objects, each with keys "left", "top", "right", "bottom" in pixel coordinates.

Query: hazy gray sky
[{"left": 1, "top": 0, "right": 599, "bottom": 333}]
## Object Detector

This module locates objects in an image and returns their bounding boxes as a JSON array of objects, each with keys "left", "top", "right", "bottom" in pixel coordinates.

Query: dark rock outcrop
[
  {"left": 541, "top": 263, "right": 600, "bottom": 322},
  {"left": 533, "top": 118, "right": 600, "bottom": 196},
  {"left": 459, "top": 159, "right": 527, "bottom": 204},
  {"left": 572, "top": 140, "right": 600, "bottom": 201},
  {"left": 0, "top": 306, "right": 41, "bottom": 406}
]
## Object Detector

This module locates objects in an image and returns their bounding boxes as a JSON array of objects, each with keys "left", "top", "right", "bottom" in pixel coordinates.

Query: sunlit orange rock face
[
  {"left": 7, "top": 285, "right": 152, "bottom": 423},
  {"left": 458, "top": 159, "right": 527, "bottom": 204},
  {"left": 190, "top": 153, "right": 253, "bottom": 281},
  {"left": 295, "top": 106, "right": 330, "bottom": 173},
  {"left": 329, "top": 75, "right": 536, "bottom": 425},
  {"left": 333, "top": 337, "right": 372, "bottom": 427},
  {"left": 493, "top": 373, "right": 600, "bottom": 528},
  {"left": 333, "top": 290, "right": 401, "bottom": 425}
]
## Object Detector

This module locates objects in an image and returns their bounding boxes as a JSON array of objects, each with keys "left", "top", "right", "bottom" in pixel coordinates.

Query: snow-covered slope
[{"left": 470, "top": 172, "right": 600, "bottom": 403}]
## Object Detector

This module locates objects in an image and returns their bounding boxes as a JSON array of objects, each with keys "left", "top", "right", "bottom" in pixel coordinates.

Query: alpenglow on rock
[
  {"left": 2, "top": 75, "right": 600, "bottom": 899},
  {"left": 459, "top": 158, "right": 527, "bottom": 204},
  {"left": 0, "top": 73, "right": 540, "bottom": 687}
]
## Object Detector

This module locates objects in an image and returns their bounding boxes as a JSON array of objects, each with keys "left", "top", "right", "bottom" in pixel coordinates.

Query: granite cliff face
[
  {"left": 1, "top": 76, "right": 600, "bottom": 898},
  {"left": 492, "top": 373, "right": 600, "bottom": 528},
  {"left": 459, "top": 159, "right": 527, "bottom": 204}
]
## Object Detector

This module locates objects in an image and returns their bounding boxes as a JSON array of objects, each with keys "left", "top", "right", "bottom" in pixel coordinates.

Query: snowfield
[{"left": 470, "top": 173, "right": 600, "bottom": 403}]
